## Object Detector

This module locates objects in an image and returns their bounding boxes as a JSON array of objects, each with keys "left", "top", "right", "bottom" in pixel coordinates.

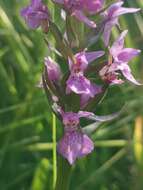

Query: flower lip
[
  {"left": 57, "top": 130, "right": 94, "bottom": 165},
  {"left": 57, "top": 110, "right": 96, "bottom": 164},
  {"left": 57, "top": 108, "right": 121, "bottom": 165}
]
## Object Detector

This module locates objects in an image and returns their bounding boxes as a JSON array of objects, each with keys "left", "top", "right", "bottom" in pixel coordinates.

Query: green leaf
[{"left": 31, "top": 158, "right": 52, "bottom": 190}]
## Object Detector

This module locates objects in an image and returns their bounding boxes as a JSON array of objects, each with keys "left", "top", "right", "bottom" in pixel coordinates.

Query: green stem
[
  {"left": 55, "top": 155, "right": 72, "bottom": 190},
  {"left": 52, "top": 113, "right": 57, "bottom": 189}
]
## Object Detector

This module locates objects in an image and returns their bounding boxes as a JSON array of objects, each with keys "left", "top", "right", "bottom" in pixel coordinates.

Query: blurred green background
[{"left": 0, "top": 0, "right": 143, "bottom": 190}]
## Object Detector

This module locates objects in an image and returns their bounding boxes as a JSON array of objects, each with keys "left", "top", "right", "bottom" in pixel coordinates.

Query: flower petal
[
  {"left": 84, "top": 51, "right": 105, "bottom": 63},
  {"left": 79, "top": 134, "right": 94, "bottom": 157},
  {"left": 80, "top": 84, "right": 102, "bottom": 108},
  {"left": 110, "top": 78, "right": 124, "bottom": 85},
  {"left": 84, "top": 0, "right": 104, "bottom": 14},
  {"left": 78, "top": 109, "right": 122, "bottom": 122},
  {"left": 110, "top": 30, "right": 128, "bottom": 57},
  {"left": 83, "top": 110, "right": 122, "bottom": 122},
  {"left": 66, "top": 75, "right": 92, "bottom": 94},
  {"left": 21, "top": 0, "right": 49, "bottom": 29},
  {"left": 31, "top": 0, "right": 42, "bottom": 8},
  {"left": 21, "top": 7, "right": 29, "bottom": 17},
  {"left": 68, "top": 52, "right": 88, "bottom": 72},
  {"left": 73, "top": 10, "right": 96, "bottom": 28},
  {"left": 113, "top": 7, "right": 140, "bottom": 17},
  {"left": 44, "top": 57, "right": 61, "bottom": 81},
  {"left": 117, "top": 48, "right": 141, "bottom": 62},
  {"left": 120, "top": 64, "right": 142, "bottom": 85},
  {"left": 27, "top": 16, "right": 40, "bottom": 28},
  {"left": 78, "top": 111, "right": 95, "bottom": 118},
  {"left": 107, "top": 1, "right": 124, "bottom": 18},
  {"left": 57, "top": 132, "right": 81, "bottom": 164},
  {"left": 103, "top": 18, "right": 118, "bottom": 46},
  {"left": 57, "top": 131, "right": 94, "bottom": 165}
]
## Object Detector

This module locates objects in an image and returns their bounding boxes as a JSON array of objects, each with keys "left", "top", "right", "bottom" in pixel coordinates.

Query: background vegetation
[{"left": 0, "top": 0, "right": 143, "bottom": 189}]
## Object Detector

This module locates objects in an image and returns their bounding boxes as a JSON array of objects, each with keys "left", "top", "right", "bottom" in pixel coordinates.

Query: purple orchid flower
[
  {"left": 57, "top": 109, "right": 121, "bottom": 164},
  {"left": 66, "top": 51, "right": 104, "bottom": 106},
  {"left": 102, "top": 1, "right": 140, "bottom": 46},
  {"left": 100, "top": 30, "right": 141, "bottom": 85},
  {"left": 57, "top": 111, "right": 94, "bottom": 165},
  {"left": 99, "top": 64, "right": 124, "bottom": 85},
  {"left": 21, "top": 0, "right": 49, "bottom": 31},
  {"left": 54, "top": 0, "right": 104, "bottom": 28},
  {"left": 38, "top": 56, "right": 61, "bottom": 88},
  {"left": 44, "top": 57, "right": 62, "bottom": 82}
]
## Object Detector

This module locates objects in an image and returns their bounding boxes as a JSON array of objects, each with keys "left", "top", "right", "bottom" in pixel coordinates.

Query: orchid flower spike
[
  {"left": 100, "top": 30, "right": 141, "bottom": 85},
  {"left": 21, "top": 0, "right": 50, "bottom": 32},
  {"left": 54, "top": 0, "right": 104, "bottom": 28},
  {"left": 102, "top": 1, "right": 140, "bottom": 46}
]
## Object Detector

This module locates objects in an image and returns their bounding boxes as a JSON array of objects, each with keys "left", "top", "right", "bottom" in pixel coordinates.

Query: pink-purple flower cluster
[{"left": 21, "top": 0, "right": 142, "bottom": 164}]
